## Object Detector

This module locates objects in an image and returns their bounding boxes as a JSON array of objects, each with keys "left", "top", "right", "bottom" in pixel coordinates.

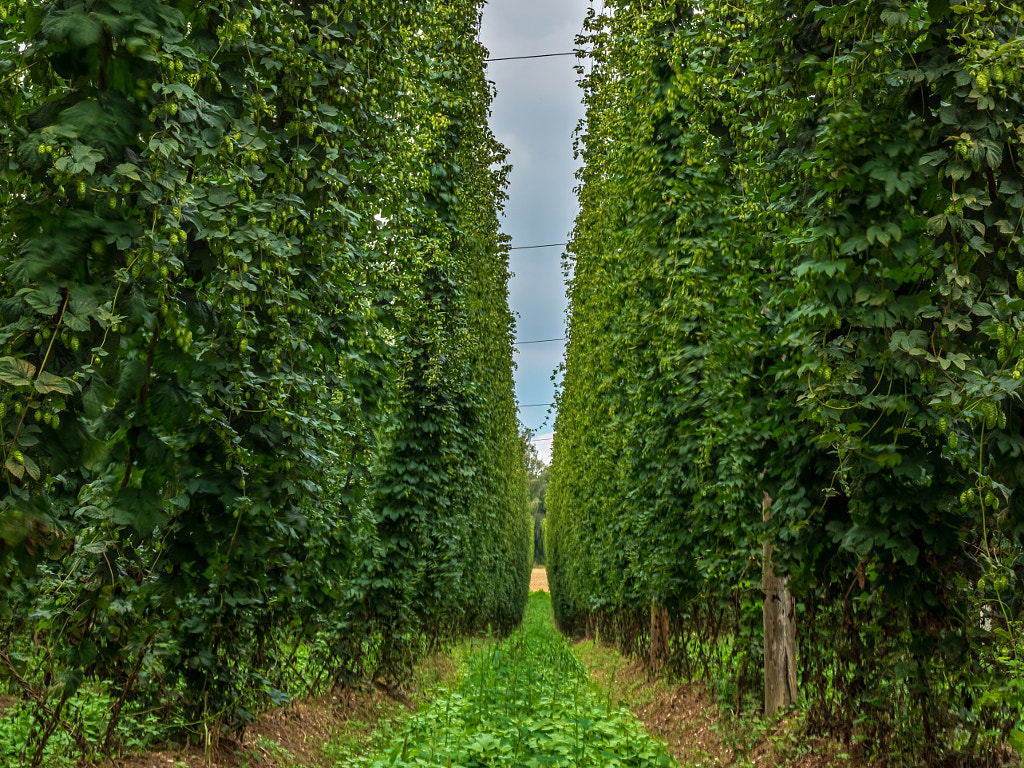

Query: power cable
[
  {"left": 520, "top": 403, "right": 555, "bottom": 408},
  {"left": 484, "top": 52, "right": 585, "bottom": 62},
  {"left": 514, "top": 338, "right": 565, "bottom": 345},
  {"left": 509, "top": 243, "right": 567, "bottom": 250}
]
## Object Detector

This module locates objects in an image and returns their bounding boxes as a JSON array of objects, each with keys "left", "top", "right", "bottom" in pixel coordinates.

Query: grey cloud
[{"left": 480, "top": 0, "right": 591, "bottom": 434}]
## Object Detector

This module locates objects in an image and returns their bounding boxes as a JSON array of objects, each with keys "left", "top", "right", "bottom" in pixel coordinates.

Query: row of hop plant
[
  {"left": 548, "top": 0, "right": 1023, "bottom": 761},
  {"left": 0, "top": 0, "right": 531, "bottom": 764}
]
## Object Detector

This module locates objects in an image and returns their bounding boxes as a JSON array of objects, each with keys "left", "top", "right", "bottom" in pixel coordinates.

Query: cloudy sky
[{"left": 479, "top": 0, "right": 592, "bottom": 463}]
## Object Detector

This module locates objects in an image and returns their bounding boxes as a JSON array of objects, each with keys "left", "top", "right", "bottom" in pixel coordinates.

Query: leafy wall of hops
[
  {"left": 548, "top": 0, "right": 1024, "bottom": 759},
  {"left": 0, "top": 0, "right": 529, "bottom": 761}
]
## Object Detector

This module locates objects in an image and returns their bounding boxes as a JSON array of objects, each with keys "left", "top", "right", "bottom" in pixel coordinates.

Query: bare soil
[
  {"left": 0, "top": 694, "right": 16, "bottom": 715},
  {"left": 576, "top": 635, "right": 875, "bottom": 768},
  {"left": 99, "top": 653, "right": 458, "bottom": 768},
  {"left": 579, "top": 644, "right": 732, "bottom": 766},
  {"left": 530, "top": 566, "right": 549, "bottom": 592},
  {"left": 101, "top": 690, "right": 394, "bottom": 768}
]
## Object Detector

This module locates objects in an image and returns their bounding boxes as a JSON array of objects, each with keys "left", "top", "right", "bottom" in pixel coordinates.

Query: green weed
[
  {"left": 346, "top": 592, "right": 677, "bottom": 767},
  {"left": 0, "top": 678, "right": 165, "bottom": 767}
]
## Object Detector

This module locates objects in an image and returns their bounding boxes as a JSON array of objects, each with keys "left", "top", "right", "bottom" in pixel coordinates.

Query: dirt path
[{"left": 529, "top": 566, "right": 548, "bottom": 592}]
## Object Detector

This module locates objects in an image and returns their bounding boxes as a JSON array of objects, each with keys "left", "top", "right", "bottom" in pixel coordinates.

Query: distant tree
[
  {"left": 520, "top": 427, "right": 546, "bottom": 478},
  {"left": 520, "top": 428, "right": 549, "bottom": 564},
  {"left": 529, "top": 465, "right": 549, "bottom": 516}
]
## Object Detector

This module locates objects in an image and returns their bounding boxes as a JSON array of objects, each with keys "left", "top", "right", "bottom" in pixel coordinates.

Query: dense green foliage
[
  {"left": 0, "top": 0, "right": 530, "bottom": 763},
  {"left": 522, "top": 429, "right": 549, "bottom": 564},
  {"left": 530, "top": 469, "right": 548, "bottom": 566},
  {"left": 548, "top": 0, "right": 1024, "bottom": 761},
  {"left": 348, "top": 591, "right": 676, "bottom": 768}
]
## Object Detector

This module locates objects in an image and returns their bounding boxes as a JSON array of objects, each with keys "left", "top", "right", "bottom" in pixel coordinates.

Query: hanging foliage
[
  {"left": 0, "top": 0, "right": 529, "bottom": 762},
  {"left": 549, "top": 0, "right": 1024, "bottom": 760}
]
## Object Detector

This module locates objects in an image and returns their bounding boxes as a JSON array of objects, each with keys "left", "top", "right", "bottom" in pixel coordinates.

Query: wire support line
[
  {"left": 509, "top": 243, "right": 568, "bottom": 250},
  {"left": 485, "top": 52, "right": 586, "bottom": 62},
  {"left": 514, "top": 337, "right": 565, "bottom": 345},
  {"left": 519, "top": 403, "right": 555, "bottom": 408}
]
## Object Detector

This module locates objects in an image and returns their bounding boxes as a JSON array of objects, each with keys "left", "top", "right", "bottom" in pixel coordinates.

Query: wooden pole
[
  {"left": 762, "top": 492, "right": 797, "bottom": 715},
  {"left": 650, "top": 598, "right": 669, "bottom": 671}
]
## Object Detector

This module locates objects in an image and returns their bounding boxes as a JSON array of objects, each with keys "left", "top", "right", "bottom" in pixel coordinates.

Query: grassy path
[{"left": 349, "top": 592, "right": 675, "bottom": 767}]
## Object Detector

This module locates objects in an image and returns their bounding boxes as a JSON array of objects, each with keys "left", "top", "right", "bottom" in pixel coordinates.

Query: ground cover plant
[{"left": 347, "top": 591, "right": 677, "bottom": 768}]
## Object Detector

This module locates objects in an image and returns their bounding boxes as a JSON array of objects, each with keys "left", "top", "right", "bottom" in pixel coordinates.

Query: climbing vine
[
  {"left": 0, "top": 0, "right": 529, "bottom": 763},
  {"left": 549, "top": 0, "right": 1024, "bottom": 760}
]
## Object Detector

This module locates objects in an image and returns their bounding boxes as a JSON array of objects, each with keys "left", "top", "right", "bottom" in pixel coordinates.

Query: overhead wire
[
  {"left": 485, "top": 52, "right": 583, "bottom": 62},
  {"left": 514, "top": 337, "right": 565, "bottom": 345},
  {"left": 481, "top": 8, "right": 601, "bottom": 426}
]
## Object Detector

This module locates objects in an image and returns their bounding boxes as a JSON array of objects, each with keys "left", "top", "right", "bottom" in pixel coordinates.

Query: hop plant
[{"left": 983, "top": 401, "right": 998, "bottom": 429}]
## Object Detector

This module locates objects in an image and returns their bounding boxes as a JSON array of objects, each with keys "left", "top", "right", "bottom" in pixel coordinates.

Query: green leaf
[
  {"left": 890, "top": 329, "right": 928, "bottom": 355},
  {"left": 34, "top": 371, "right": 73, "bottom": 395},
  {"left": 111, "top": 488, "right": 167, "bottom": 536},
  {"left": 880, "top": 9, "right": 910, "bottom": 25},
  {"left": 23, "top": 5, "right": 43, "bottom": 37},
  {"left": 840, "top": 235, "right": 870, "bottom": 254},
  {"left": 25, "top": 289, "right": 62, "bottom": 316},
  {"left": 0, "top": 357, "right": 37, "bottom": 387},
  {"left": 1009, "top": 727, "right": 1024, "bottom": 752},
  {"left": 54, "top": 142, "right": 103, "bottom": 174},
  {"left": 83, "top": 378, "right": 112, "bottom": 418},
  {"left": 866, "top": 225, "right": 890, "bottom": 246},
  {"left": 61, "top": 669, "right": 84, "bottom": 700},
  {"left": 4, "top": 459, "right": 25, "bottom": 481},
  {"left": 50, "top": 98, "right": 137, "bottom": 152},
  {"left": 148, "top": 136, "right": 180, "bottom": 157},
  {"left": 897, "top": 540, "right": 920, "bottom": 565},
  {"left": 945, "top": 352, "right": 970, "bottom": 370},
  {"left": 63, "top": 312, "right": 91, "bottom": 332},
  {"left": 41, "top": 7, "right": 103, "bottom": 46},
  {"left": 116, "top": 162, "right": 143, "bottom": 181}
]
